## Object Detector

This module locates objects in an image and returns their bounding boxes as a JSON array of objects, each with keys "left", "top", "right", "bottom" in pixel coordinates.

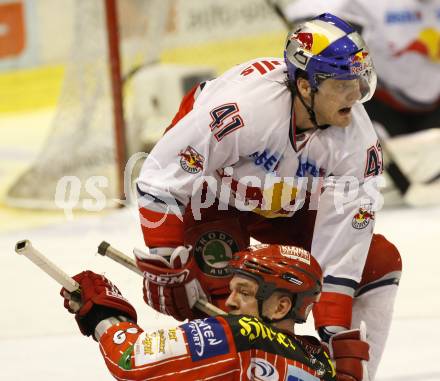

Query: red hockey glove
[
  {"left": 134, "top": 246, "right": 208, "bottom": 321},
  {"left": 327, "top": 322, "right": 370, "bottom": 381},
  {"left": 61, "top": 270, "right": 137, "bottom": 338}
]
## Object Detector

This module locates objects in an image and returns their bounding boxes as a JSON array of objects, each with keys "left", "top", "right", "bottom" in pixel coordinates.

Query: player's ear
[
  {"left": 271, "top": 293, "right": 293, "bottom": 320},
  {"left": 296, "top": 77, "right": 312, "bottom": 99}
]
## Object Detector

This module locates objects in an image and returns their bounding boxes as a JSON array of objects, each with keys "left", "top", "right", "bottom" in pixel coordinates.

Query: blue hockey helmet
[{"left": 284, "top": 13, "right": 377, "bottom": 103}]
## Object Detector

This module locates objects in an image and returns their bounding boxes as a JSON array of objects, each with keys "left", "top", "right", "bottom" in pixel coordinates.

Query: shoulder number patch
[
  {"left": 364, "top": 140, "right": 383, "bottom": 177},
  {"left": 209, "top": 103, "right": 244, "bottom": 141}
]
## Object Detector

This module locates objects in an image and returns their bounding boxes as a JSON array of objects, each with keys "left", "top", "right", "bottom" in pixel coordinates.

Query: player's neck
[
  {"left": 273, "top": 319, "right": 295, "bottom": 335},
  {"left": 293, "top": 95, "right": 315, "bottom": 131}
]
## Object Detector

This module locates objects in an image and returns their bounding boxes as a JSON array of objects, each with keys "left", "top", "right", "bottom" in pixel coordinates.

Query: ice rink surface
[{"left": 0, "top": 203, "right": 439, "bottom": 381}]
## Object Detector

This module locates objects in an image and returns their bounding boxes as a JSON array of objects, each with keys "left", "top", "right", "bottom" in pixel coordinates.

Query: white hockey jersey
[
  {"left": 285, "top": 0, "right": 440, "bottom": 107},
  {"left": 137, "top": 58, "right": 382, "bottom": 290}
]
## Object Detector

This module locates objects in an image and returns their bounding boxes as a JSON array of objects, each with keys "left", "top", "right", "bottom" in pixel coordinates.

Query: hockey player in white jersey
[
  {"left": 285, "top": 0, "right": 440, "bottom": 201},
  {"left": 286, "top": 0, "right": 440, "bottom": 136},
  {"left": 341, "top": 0, "right": 440, "bottom": 136},
  {"left": 135, "top": 13, "right": 402, "bottom": 381}
]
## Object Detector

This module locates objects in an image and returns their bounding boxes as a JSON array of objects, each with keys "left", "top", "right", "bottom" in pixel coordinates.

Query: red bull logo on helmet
[
  {"left": 349, "top": 51, "right": 370, "bottom": 75},
  {"left": 294, "top": 32, "right": 313, "bottom": 51},
  {"left": 351, "top": 51, "right": 369, "bottom": 63},
  {"left": 291, "top": 31, "right": 331, "bottom": 55}
]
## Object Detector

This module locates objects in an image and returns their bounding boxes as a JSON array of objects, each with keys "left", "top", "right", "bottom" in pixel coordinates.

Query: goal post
[
  {"left": 105, "top": 0, "right": 126, "bottom": 202},
  {"left": 5, "top": 0, "right": 159, "bottom": 210}
]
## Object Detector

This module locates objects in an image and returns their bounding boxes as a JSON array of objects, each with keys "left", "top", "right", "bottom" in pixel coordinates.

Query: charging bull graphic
[
  {"left": 179, "top": 146, "right": 205, "bottom": 174},
  {"left": 394, "top": 27, "right": 440, "bottom": 62}
]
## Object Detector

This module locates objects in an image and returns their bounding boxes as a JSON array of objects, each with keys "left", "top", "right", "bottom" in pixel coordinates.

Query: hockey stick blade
[{"left": 97, "top": 241, "right": 227, "bottom": 316}]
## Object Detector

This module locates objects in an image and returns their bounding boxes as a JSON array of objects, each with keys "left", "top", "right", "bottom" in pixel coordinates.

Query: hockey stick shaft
[
  {"left": 265, "top": 0, "right": 293, "bottom": 29},
  {"left": 14, "top": 240, "right": 80, "bottom": 296},
  {"left": 375, "top": 131, "right": 410, "bottom": 195},
  {"left": 97, "top": 241, "right": 226, "bottom": 316}
]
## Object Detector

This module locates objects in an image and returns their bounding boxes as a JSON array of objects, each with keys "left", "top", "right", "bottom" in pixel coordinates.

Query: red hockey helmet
[{"left": 229, "top": 244, "right": 323, "bottom": 323}]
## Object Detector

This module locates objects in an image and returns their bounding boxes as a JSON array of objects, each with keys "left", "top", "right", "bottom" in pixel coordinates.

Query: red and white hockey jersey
[
  {"left": 99, "top": 315, "right": 336, "bottom": 380},
  {"left": 137, "top": 58, "right": 382, "bottom": 304}
]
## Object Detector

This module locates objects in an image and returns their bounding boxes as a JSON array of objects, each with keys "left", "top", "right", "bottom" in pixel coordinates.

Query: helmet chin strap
[
  {"left": 295, "top": 85, "right": 330, "bottom": 130},
  {"left": 255, "top": 280, "right": 283, "bottom": 323},
  {"left": 257, "top": 294, "right": 295, "bottom": 325}
]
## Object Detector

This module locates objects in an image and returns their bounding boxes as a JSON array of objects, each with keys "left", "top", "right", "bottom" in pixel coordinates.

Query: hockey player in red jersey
[
  {"left": 61, "top": 244, "right": 370, "bottom": 381},
  {"left": 135, "top": 13, "right": 402, "bottom": 380}
]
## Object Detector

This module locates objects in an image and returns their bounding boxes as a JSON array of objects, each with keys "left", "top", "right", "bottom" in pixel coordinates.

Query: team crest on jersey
[
  {"left": 352, "top": 205, "right": 375, "bottom": 229},
  {"left": 194, "top": 231, "right": 239, "bottom": 277},
  {"left": 247, "top": 358, "right": 279, "bottom": 381},
  {"left": 179, "top": 146, "right": 204, "bottom": 174},
  {"left": 113, "top": 327, "right": 139, "bottom": 345}
]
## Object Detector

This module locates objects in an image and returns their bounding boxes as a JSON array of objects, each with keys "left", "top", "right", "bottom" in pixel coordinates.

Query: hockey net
[{"left": 5, "top": 0, "right": 289, "bottom": 210}]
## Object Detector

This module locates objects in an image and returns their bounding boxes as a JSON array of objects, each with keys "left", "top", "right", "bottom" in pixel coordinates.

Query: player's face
[
  {"left": 226, "top": 275, "right": 259, "bottom": 316},
  {"left": 313, "top": 78, "right": 362, "bottom": 127}
]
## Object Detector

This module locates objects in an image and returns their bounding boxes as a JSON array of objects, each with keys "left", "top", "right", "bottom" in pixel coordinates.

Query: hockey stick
[
  {"left": 265, "top": 0, "right": 293, "bottom": 30},
  {"left": 375, "top": 129, "right": 410, "bottom": 195},
  {"left": 265, "top": 0, "right": 414, "bottom": 198},
  {"left": 121, "top": 0, "right": 171, "bottom": 84},
  {"left": 14, "top": 240, "right": 81, "bottom": 301},
  {"left": 97, "top": 241, "right": 227, "bottom": 316}
]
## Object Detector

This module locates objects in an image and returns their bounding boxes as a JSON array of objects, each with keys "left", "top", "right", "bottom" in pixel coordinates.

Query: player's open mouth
[{"left": 338, "top": 107, "right": 352, "bottom": 115}]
